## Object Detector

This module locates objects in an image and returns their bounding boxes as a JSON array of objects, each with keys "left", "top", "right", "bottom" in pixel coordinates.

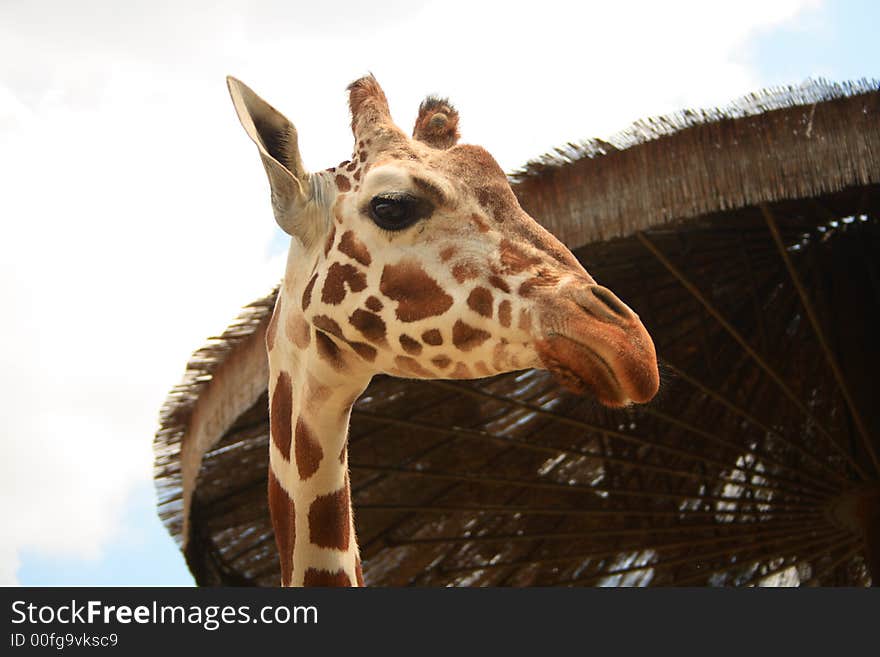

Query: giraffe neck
[{"left": 267, "top": 344, "right": 369, "bottom": 586}]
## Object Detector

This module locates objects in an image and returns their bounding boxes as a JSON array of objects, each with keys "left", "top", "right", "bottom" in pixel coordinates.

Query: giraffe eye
[{"left": 368, "top": 193, "right": 433, "bottom": 231}]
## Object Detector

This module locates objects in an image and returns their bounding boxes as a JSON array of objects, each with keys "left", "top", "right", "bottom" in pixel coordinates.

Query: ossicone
[
  {"left": 346, "top": 74, "right": 408, "bottom": 150},
  {"left": 413, "top": 96, "right": 460, "bottom": 150}
]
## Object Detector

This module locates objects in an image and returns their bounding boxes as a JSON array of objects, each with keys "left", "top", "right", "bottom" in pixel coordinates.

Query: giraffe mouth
[{"left": 535, "top": 335, "right": 628, "bottom": 407}]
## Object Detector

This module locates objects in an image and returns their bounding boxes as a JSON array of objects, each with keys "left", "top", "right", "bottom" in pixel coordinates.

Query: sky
[{"left": 1, "top": 0, "right": 877, "bottom": 587}]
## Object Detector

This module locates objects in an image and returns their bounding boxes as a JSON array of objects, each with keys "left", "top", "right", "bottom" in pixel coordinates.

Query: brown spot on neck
[
  {"left": 431, "top": 355, "right": 452, "bottom": 370},
  {"left": 450, "top": 362, "right": 471, "bottom": 378},
  {"left": 268, "top": 469, "right": 295, "bottom": 586},
  {"left": 303, "top": 568, "right": 352, "bottom": 587},
  {"left": 452, "top": 320, "right": 491, "bottom": 351},
  {"left": 266, "top": 297, "right": 281, "bottom": 352},
  {"left": 315, "top": 330, "right": 346, "bottom": 371},
  {"left": 335, "top": 174, "right": 351, "bottom": 192},
  {"left": 304, "top": 373, "right": 331, "bottom": 414},
  {"left": 302, "top": 273, "right": 318, "bottom": 311},
  {"left": 338, "top": 231, "right": 372, "bottom": 266},
  {"left": 294, "top": 417, "right": 324, "bottom": 480},
  {"left": 365, "top": 295, "right": 383, "bottom": 312},
  {"left": 270, "top": 370, "right": 293, "bottom": 459},
  {"left": 308, "top": 485, "right": 351, "bottom": 550},
  {"left": 380, "top": 260, "right": 454, "bottom": 322},
  {"left": 286, "top": 313, "right": 311, "bottom": 349},
  {"left": 324, "top": 224, "right": 336, "bottom": 257}
]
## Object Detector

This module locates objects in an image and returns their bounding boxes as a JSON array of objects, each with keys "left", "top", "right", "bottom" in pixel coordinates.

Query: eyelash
[{"left": 366, "top": 192, "right": 434, "bottom": 231}]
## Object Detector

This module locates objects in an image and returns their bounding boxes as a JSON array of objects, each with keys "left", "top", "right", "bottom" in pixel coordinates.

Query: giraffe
[{"left": 226, "top": 75, "right": 660, "bottom": 586}]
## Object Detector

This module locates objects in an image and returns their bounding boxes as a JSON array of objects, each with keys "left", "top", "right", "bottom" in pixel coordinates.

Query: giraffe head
[{"left": 228, "top": 76, "right": 659, "bottom": 407}]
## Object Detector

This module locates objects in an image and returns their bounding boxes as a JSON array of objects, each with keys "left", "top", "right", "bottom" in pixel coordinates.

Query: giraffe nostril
[
  {"left": 568, "top": 284, "right": 635, "bottom": 325},
  {"left": 590, "top": 286, "right": 634, "bottom": 320}
]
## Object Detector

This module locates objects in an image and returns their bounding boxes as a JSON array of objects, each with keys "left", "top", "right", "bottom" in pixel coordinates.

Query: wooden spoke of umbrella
[
  {"left": 670, "top": 529, "right": 854, "bottom": 586},
  {"left": 640, "top": 406, "right": 842, "bottom": 495},
  {"left": 405, "top": 436, "right": 586, "bottom": 586},
  {"left": 354, "top": 382, "right": 531, "bottom": 558},
  {"left": 415, "top": 418, "right": 701, "bottom": 586},
  {"left": 358, "top": 384, "right": 599, "bottom": 556},
  {"left": 350, "top": 377, "right": 569, "bottom": 499},
  {"left": 359, "top": 406, "right": 566, "bottom": 554},
  {"left": 437, "top": 521, "right": 828, "bottom": 576},
  {"left": 355, "top": 503, "right": 818, "bottom": 521},
  {"left": 410, "top": 381, "right": 836, "bottom": 497},
  {"left": 737, "top": 229, "right": 771, "bottom": 354},
  {"left": 348, "top": 463, "right": 818, "bottom": 512},
  {"left": 762, "top": 203, "right": 880, "bottom": 476},
  {"left": 197, "top": 434, "right": 820, "bottom": 576},
  {"left": 349, "top": 435, "right": 462, "bottom": 498},
  {"left": 385, "top": 519, "right": 815, "bottom": 547},
  {"left": 443, "top": 522, "right": 828, "bottom": 574},
  {"left": 803, "top": 539, "right": 866, "bottom": 586},
  {"left": 741, "top": 533, "right": 861, "bottom": 587},
  {"left": 351, "top": 413, "right": 825, "bottom": 502},
  {"left": 658, "top": 323, "right": 847, "bottom": 494},
  {"left": 347, "top": 385, "right": 468, "bottom": 465},
  {"left": 563, "top": 526, "right": 847, "bottom": 587},
  {"left": 414, "top": 387, "right": 832, "bottom": 499},
  {"left": 635, "top": 230, "right": 869, "bottom": 481},
  {"left": 359, "top": 450, "right": 529, "bottom": 554},
  {"left": 755, "top": 537, "right": 864, "bottom": 587},
  {"left": 353, "top": 381, "right": 581, "bottom": 559},
  {"left": 302, "top": 400, "right": 592, "bottom": 576},
  {"left": 662, "top": 361, "right": 851, "bottom": 489}
]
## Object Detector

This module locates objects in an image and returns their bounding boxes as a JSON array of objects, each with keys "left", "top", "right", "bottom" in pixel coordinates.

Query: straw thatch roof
[{"left": 155, "top": 79, "right": 880, "bottom": 586}]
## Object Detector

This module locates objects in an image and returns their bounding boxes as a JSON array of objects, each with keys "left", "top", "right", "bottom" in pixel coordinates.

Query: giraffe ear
[
  {"left": 413, "top": 96, "right": 460, "bottom": 150},
  {"left": 227, "top": 76, "right": 329, "bottom": 247}
]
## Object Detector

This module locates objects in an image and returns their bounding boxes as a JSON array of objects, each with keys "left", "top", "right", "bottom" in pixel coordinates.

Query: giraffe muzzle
[{"left": 535, "top": 284, "right": 659, "bottom": 407}]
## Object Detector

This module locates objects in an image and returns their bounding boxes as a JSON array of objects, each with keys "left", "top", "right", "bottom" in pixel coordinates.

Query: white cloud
[{"left": 0, "top": 0, "right": 821, "bottom": 583}]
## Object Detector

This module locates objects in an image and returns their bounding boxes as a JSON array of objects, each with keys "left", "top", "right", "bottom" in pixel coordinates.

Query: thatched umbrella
[{"left": 154, "top": 79, "right": 880, "bottom": 586}]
